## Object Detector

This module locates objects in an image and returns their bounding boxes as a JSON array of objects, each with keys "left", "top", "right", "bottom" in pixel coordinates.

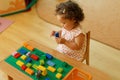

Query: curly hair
[{"left": 55, "top": 0, "right": 84, "bottom": 24}]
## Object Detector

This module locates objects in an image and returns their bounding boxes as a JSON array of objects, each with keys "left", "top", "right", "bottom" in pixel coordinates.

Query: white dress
[{"left": 56, "top": 27, "right": 86, "bottom": 61}]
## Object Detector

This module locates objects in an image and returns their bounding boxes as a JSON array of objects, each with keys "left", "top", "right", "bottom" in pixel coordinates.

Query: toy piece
[
  {"left": 46, "top": 53, "right": 53, "bottom": 59},
  {"left": 30, "top": 54, "right": 39, "bottom": 60},
  {"left": 56, "top": 73, "right": 62, "bottom": 79},
  {"left": 46, "top": 60, "right": 55, "bottom": 66},
  {"left": 23, "top": 42, "right": 29, "bottom": 47},
  {"left": 47, "top": 66, "right": 56, "bottom": 72},
  {"left": 12, "top": 51, "right": 18, "bottom": 56},
  {"left": 37, "top": 65, "right": 47, "bottom": 76},
  {"left": 62, "top": 62, "right": 69, "bottom": 67},
  {"left": 32, "top": 64, "right": 38, "bottom": 70},
  {"left": 40, "top": 59, "right": 45, "bottom": 65},
  {"left": 27, "top": 45, "right": 34, "bottom": 51},
  {"left": 54, "top": 32, "right": 59, "bottom": 37},
  {"left": 25, "top": 68, "right": 34, "bottom": 75},
  {"left": 21, "top": 65, "right": 27, "bottom": 70},
  {"left": 14, "top": 53, "right": 21, "bottom": 58},
  {"left": 19, "top": 48, "right": 27, "bottom": 54},
  {"left": 57, "top": 67, "right": 63, "bottom": 73},
  {"left": 26, "top": 52, "right": 31, "bottom": 56},
  {"left": 16, "top": 60, "right": 24, "bottom": 67},
  {"left": 35, "top": 70, "right": 42, "bottom": 78},
  {"left": 26, "top": 63, "right": 32, "bottom": 68},
  {"left": 23, "top": 42, "right": 34, "bottom": 51},
  {"left": 20, "top": 55, "right": 27, "bottom": 60},
  {"left": 26, "top": 57, "right": 32, "bottom": 63},
  {"left": 45, "top": 77, "right": 50, "bottom": 80},
  {"left": 41, "top": 55, "right": 46, "bottom": 60}
]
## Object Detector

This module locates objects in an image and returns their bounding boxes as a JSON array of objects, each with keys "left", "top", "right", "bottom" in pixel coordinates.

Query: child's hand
[
  {"left": 55, "top": 37, "right": 66, "bottom": 44},
  {"left": 50, "top": 31, "right": 56, "bottom": 37}
]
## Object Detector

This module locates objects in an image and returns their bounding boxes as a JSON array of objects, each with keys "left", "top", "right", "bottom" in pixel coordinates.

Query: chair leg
[
  {"left": 86, "top": 54, "right": 89, "bottom": 65},
  {"left": 8, "top": 75, "right": 13, "bottom": 80}
]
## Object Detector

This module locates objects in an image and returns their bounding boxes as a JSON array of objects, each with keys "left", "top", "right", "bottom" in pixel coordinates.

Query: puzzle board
[{"left": 5, "top": 46, "right": 73, "bottom": 80}]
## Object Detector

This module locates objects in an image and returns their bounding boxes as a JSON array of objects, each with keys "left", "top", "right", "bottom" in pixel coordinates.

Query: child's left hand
[{"left": 55, "top": 37, "right": 66, "bottom": 44}]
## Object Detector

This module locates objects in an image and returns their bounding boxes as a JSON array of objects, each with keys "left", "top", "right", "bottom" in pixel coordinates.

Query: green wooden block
[
  {"left": 41, "top": 55, "right": 46, "bottom": 60},
  {"left": 32, "top": 64, "right": 38, "bottom": 70},
  {"left": 26, "top": 63, "right": 32, "bottom": 68},
  {"left": 57, "top": 67, "right": 63, "bottom": 73},
  {"left": 40, "top": 59, "right": 45, "bottom": 65}
]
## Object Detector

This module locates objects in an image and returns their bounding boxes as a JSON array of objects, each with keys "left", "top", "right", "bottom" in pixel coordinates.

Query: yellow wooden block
[
  {"left": 37, "top": 65, "right": 46, "bottom": 71},
  {"left": 56, "top": 73, "right": 62, "bottom": 79},
  {"left": 16, "top": 60, "right": 24, "bottom": 67},
  {"left": 37, "top": 65, "right": 47, "bottom": 76},
  {"left": 20, "top": 55, "right": 27, "bottom": 60},
  {"left": 25, "top": 68, "right": 34, "bottom": 75},
  {"left": 41, "top": 70, "right": 47, "bottom": 76},
  {"left": 47, "top": 66, "right": 56, "bottom": 72}
]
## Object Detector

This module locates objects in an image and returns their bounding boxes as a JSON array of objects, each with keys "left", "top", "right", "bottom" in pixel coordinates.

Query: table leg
[{"left": 8, "top": 75, "right": 13, "bottom": 80}]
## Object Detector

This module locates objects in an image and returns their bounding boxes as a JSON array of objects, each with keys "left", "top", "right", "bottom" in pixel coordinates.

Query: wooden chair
[{"left": 81, "top": 31, "right": 90, "bottom": 65}]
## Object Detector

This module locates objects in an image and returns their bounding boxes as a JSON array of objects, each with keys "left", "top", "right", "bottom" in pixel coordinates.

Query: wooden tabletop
[{"left": 0, "top": 40, "right": 111, "bottom": 80}]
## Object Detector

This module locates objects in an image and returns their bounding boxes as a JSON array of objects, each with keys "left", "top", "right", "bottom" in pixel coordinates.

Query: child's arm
[{"left": 56, "top": 33, "right": 85, "bottom": 50}]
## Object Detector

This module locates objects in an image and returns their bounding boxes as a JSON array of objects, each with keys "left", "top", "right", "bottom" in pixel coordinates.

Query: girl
[{"left": 51, "top": 0, "right": 86, "bottom": 61}]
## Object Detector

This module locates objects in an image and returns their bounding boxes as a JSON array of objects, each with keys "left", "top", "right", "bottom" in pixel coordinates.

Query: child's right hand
[{"left": 50, "top": 31, "right": 56, "bottom": 37}]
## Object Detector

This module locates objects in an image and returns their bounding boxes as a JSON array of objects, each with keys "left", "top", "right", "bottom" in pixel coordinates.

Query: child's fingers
[{"left": 50, "top": 31, "right": 56, "bottom": 37}]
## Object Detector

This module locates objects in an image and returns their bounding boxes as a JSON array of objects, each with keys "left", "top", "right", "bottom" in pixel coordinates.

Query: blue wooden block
[
  {"left": 45, "top": 78, "right": 50, "bottom": 80},
  {"left": 54, "top": 32, "right": 59, "bottom": 37},
  {"left": 19, "top": 48, "right": 27, "bottom": 54},
  {"left": 26, "top": 57, "right": 32, "bottom": 63},
  {"left": 46, "top": 53, "right": 53, "bottom": 59},
  {"left": 46, "top": 60, "right": 55, "bottom": 66}
]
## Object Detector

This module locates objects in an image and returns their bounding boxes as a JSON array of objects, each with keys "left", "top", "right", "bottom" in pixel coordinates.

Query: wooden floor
[{"left": 0, "top": 6, "right": 120, "bottom": 80}]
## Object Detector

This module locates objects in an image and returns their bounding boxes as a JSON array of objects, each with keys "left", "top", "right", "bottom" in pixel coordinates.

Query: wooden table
[{"left": 0, "top": 40, "right": 111, "bottom": 80}]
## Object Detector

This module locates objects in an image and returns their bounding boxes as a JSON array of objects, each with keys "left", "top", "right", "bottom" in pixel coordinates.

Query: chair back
[{"left": 82, "top": 31, "right": 90, "bottom": 65}]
